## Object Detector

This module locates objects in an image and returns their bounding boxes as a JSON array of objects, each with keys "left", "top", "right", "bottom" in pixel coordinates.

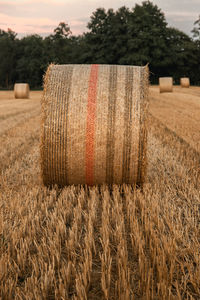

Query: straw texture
[
  {"left": 159, "top": 77, "right": 173, "bottom": 93},
  {"left": 41, "top": 64, "right": 149, "bottom": 186},
  {"left": 14, "top": 83, "right": 30, "bottom": 99},
  {"left": 180, "top": 77, "right": 190, "bottom": 88}
]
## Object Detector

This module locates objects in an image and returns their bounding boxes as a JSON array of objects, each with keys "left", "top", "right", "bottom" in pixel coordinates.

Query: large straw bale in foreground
[
  {"left": 41, "top": 64, "right": 149, "bottom": 186},
  {"left": 159, "top": 77, "right": 173, "bottom": 93},
  {"left": 180, "top": 77, "right": 190, "bottom": 88},
  {"left": 14, "top": 83, "right": 30, "bottom": 99}
]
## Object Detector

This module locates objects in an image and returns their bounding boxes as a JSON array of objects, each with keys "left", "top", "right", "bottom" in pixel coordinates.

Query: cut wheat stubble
[{"left": 1, "top": 89, "right": 200, "bottom": 299}]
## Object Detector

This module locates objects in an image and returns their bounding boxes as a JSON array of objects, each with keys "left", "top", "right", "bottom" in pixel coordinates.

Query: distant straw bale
[
  {"left": 180, "top": 77, "right": 190, "bottom": 88},
  {"left": 14, "top": 83, "right": 30, "bottom": 99},
  {"left": 40, "top": 64, "right": 149, "bottom": 187},
  {"left": 159, "top": 77, "right": 173, "bottom": 93}
]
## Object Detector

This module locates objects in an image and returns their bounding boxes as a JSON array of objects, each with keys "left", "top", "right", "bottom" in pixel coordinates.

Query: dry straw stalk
[
  {"left": 159, "top": 77, "right": 173, "bottom": 93},
  {"left": 180, "top": 77, "right": 190, "bottom": 88},
  {"left": 14, "top": 83, "right": 30, "bottom": 99},
  {"left": 41, "top": 64, "right": 149, "bottom": 186}
]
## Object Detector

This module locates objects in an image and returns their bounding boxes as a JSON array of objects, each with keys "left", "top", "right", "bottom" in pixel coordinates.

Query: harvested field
[
  {"left": 0, "top": 88, "right": 200, "bottom": 299},
  {"left": 150, "top": 86, "right": 200, "bottom": 152},
  {"left": 174, "top": 86, "right": 200, "bottom": 98}
]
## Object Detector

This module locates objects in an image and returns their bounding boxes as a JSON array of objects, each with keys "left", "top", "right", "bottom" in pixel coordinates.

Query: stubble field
[{"left": 0, "top": 86, "right": 200, "bottom": 299}]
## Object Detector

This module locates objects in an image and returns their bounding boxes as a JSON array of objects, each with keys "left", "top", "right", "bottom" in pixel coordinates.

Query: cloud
[
  {"left": 0, "top": 0, "right": 92, "bottom": 36},
  {"left": 0, "top": 12, "right": 57, "bottom": 34},
  {"left": 166, "top": 11, "right": 198, "bottom": 18},
  {"left": 163, "top": 10, "right": 199, "bottom": 34},
  {"left": 0, "top": 0, "right": 199, "bottom": 37},
  {"left": 0, "top": 10, "right": 87, "bottom": 36}
]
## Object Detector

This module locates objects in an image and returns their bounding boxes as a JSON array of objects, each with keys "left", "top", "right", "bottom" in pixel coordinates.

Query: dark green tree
[
  {"left": 85, "top": 8, "right": 115, "bottom": 63},
  {"left": 84, "top": 1, "right": 199, "bottom": 84},
  {"left": 118, "top": 0, "right": 175, "bottom": 84},
  {"left": 0, "top": 28, "right": 17, "bottom": 88},
  {"left": 191, "top": 16, "right": 200, "bottom": 85},
  {"left": 121, "top": 1, "right": 169, "bottom": 66},
  {"left": 16, "top": 34, "right": 46, "bottom": 88},
  {"left": 45, "top": 22, "right": 73, "bottom": 64},
  {"left": 85, "top": 6, "right": 130, "bottom": 64},
  {"left": 54, "top": 22, "right": 71, "bottom": 38},
  {"left": 165, "top": 27, "right": 199, "bottom": 84}
]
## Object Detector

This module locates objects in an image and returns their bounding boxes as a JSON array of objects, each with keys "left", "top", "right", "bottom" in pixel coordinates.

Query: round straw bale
[
  {"left": 41, "top": 64, "right": 149, "bottom": 187},
  {"left": 159, "top": 77, "right": 173, "bottom": 93},
  {"left": 180, "top": 77, "right": 190, "bottom": 88},
  {"left": 14, "top": 83, "right": 30, "bottom": 99}
]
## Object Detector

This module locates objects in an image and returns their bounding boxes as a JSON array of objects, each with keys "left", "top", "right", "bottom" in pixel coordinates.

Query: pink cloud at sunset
[
  {"left": 0, "top": 12, "right": 86, "bottom": 36},
  {"left": 0, "top": 13, "right": 57, "bottom": 34},
  {"left": 0, "top": 0, "right": 91, "bottom": 37},
  {"left": 0, "top": 0, "right": 199, "bottom": 37}
]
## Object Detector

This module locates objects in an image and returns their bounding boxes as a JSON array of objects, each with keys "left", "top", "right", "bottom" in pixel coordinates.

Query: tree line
[{"left": 0, "top": 1, "right": 200, "bottom": 89}]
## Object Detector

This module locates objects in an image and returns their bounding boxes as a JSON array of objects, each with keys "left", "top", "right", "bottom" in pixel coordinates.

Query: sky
[{"left": 0, "top": 0, "right": 199, "bottom": 38}]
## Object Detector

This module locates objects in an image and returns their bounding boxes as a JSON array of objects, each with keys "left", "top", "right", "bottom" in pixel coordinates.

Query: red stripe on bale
[{"left": 86, "top": 64, "right": 99, "bottom": 185}]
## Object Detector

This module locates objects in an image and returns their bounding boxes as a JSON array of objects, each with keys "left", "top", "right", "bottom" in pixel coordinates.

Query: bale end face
[
  {"left": 159, "top": 77, "right": 173, "bottom": 93},
  {"left": 14, "top": 83, "right": 30, "bottom": 99},
  {"left": 40, "top": 64, "right": 149, "bottom": 187},
  {"left": 180, "top": 77, "right": 190, "bottom": 88}
]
